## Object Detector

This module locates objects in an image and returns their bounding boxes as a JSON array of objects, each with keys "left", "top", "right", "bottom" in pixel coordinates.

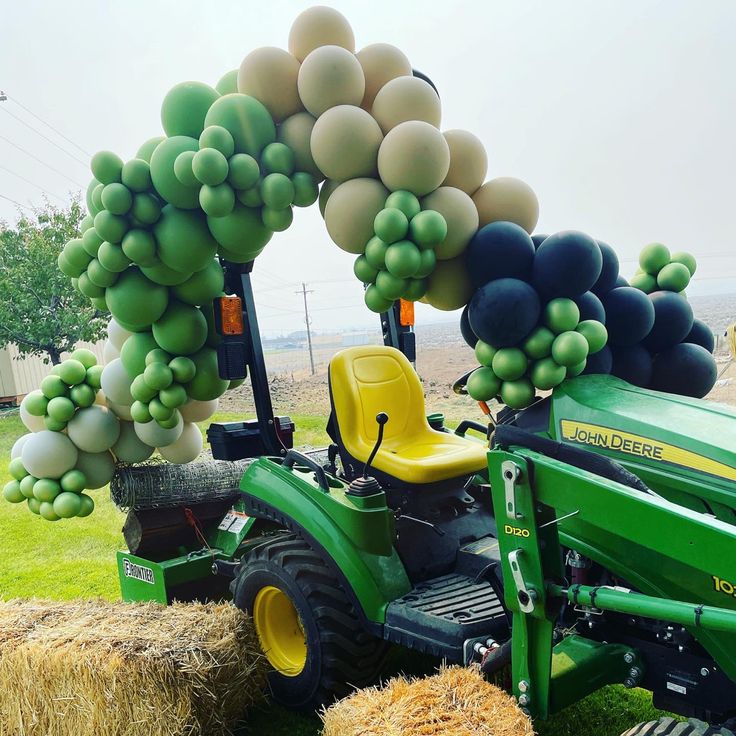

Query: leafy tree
[{"left": 0, "top": 198, "right": 106, "bottom": 364}]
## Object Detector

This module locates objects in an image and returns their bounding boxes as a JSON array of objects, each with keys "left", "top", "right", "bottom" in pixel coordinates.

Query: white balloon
[
  {"left": 11, "top": 433, "right": 32, "bottom": 460},
  {"left": 19, "top": 395, "right": 46, "bottom": 433},
  {"left": 112, "top": 421, "right": 155, "bottom": 463},
  {"left": 94, "top": 390, "right": 107, "bottom": 406},
  {"left": 134, "top": 412, "right": 183, "bottom": 448},
  {"left": 179, "top": 398, "right": 219, "bottom": 423},
  {"left": 158, "top": 422, "right": 203, "bottom": 464},
  {"left": 106, "top": 399, "right": 133, "bottom": 421},
  {"left": 103, "top": 340, "right": 120, "bottom": 365},
  {"left": 107, "top": 318, "right": 132, "bottom": 351},
  {"left": 21, "top": 430, "right": 78, "bottom": 480},
  {"left": 75, "top": 450, "right": 115, "bottom": 489},
  {"left": 67, "top": 405, "right": 121, "bottom": 453},
  {"left": 100, "top": 359, "right": 133, "bottom": 406}
]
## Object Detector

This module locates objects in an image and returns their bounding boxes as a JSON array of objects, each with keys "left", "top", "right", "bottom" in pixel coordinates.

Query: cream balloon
[
  {"left": 371, "top": 76, "right": 441, "bottom": 133},
  {"left": 106, "top": 399, "right": 133, "bottom": 421},
  {"left": 318, "top": 179, "right": 339, "bottom": 218},
  {"left": 288, "top": 6, "right": 355, "bottom": 62},
  {"left": 179, "top": 398, "right": 219, "bottom": 423},
  {"left": 420, "top": 187, "right": 479, "bottom": 260},
  {"left": 325, "top": 178, "right": 389, "bottom": 254},
  {"left": 158, "top": 422, "right": 203, "bottom": 464},
  {"left": 107, "top": 318, "right": 132, "bottom": 351},
  {"left": 11, "top": 433, "right": 31, "bottom": 460},
  {"left": 134, "top": 412, "right": 183, "bottom": 448},
  {"left": 442, "top": 129, "right": 488, "bottom": 195},
  {"left": 75, "top": 450, "right": 115, "bottom": 489},
  {"left": 297, "top": 45, "right": 365, "bottom": 117},
  {"left": 21, "top": 430, "right": 78, "bottom": 480},
  {"left": 356, "top": 43, "right": 412, "bottom": 110},
  {"left": 377, "top": 120, "right": 450, "bottom": 196},
  {"left": 67, "top": 405, "right": 121, "bottom": 453},
  {"left": 424, "top": 256, "right": 474, "bottom": 311},
  {"left": 100, "top": 358, "right": 133, "bottom": 406},
  {"left": 112, "top": 421, "right": 155, "bottom": 463},
  {"left": 20, "top": 394, "right": 46, "bottom": 433},
  {"left": 472, "top": 177, "right": 540, "bottom": 234},
  {"left": 103, "top": 340, "right": 120, "bottom": 364},
  {"left": 277, "top": 112, "right": 323, "bottom": 180},
  {"left": 237, "top": 46, "right": 303, "bottom": 122},
  {"left": 94, "top": 390, "right": 107, "bottom": 406},
  {"left": 311, "top": 105, "right": 383, "bottom": 181}
]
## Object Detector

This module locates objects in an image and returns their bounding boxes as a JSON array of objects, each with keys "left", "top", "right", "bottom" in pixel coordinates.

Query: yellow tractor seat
[{"left": 328, "top": 346, "right": 488, "bottom": 486}]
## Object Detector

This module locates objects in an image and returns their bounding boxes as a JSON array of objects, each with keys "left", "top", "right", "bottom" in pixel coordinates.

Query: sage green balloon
[
  {"left": 199, "top": 125, "right": 235, "bottom": 158},
  {"left": 81, "top": 227, "right": 103, "bottom": 256},
  {"left": 670, "top": 251, "right": 697, "bottom": 276},
  {"left": 402, "top": 278, "right": 428, "bottom": 301},
  {"left": 501, "top": 378, "right": 536, "bottom": 410},
  {"left": 475, "top": 341, "right": 497, "bottom": 367},
  {"left": 353, "top": 255, "right": 378, "bottom": 284},
  {"left": 174, "top": 150, "right": 198, "bottom": 186},
  {"left": 94, "top": 209, "right": 128, "bottom": 243},
  {"left": 409, "top": 210, "right": 448, "bottom": 249},
  {"left": 467, "top": 367, "right": 501, "bottom": 401},
  {"left": 204, "top": 93, "right": 276, "bottom": 157},
  {"left": 149, "top": 398, "right": 174, "bottom": 422},
  {"left": 261, "top": 142, "right": 295, "bottom": 176},
  {"left": 131, "top": 401, "right": 152, "bottom": 423},
  {"left": 207, "top": 203, "right": 273, "bottom": 261},
  {"left": 146, "top": 348, "right": 172, "bottom": 366},
  {"left": 385, "top": 240, "right": 421, "bottom": 279},
  {"left": 375, "top": 270, "right": 407, "bottom": 300},
  {"left": 159, "top": 384, "right": 188, "bottom": 410},
  {"left": 121, "top": 158, "right": 152, "bottom": 192},
  {"left": 140, "top": 260, "right": 193, "bottom": 286},
  {"left": 291, "top": 172, "right": 318, "bottom": 207},
  {"left": 91, "top": 183, "right": 104, "bottom": 211},
  {"left": 522, "top": 326, "right": 555, "bottom": 359},
  {"left": 200, "top": 183, "right": 235, "bottom": 217},
  {"left": 77, "top": 494, "right": 95, "bottom": 517},
  {"left": 364, "top": 236, "right": 388, "bottom": 269},
  {"left": 261, "top": 206, "right": 293, "bottom": 232},
  {"left": 576, "top": 320, "right": 608, "bottom": 354},
  {"left": 261, "top": 173, "right": 294, "bottom": 209},
  {"left": 131, "top": 373, "right": 158, "bottom": 403},
  {"left": 185, "top": 347, "right": 229, "bottom": 401},
  {"left": 130, "top": 193, "right": 162, "bottom": 226},
  {"left": 154, "top": 205, "right": 218, "bottom": 273},
  {"left": 101, "top": 183, "right": 132, "bottom": 215},
  {"left": 122, "top": 229, "right": 157, "bottom": 266},
  {"left": 144, "top": 362, "right": 174, "bottom": 391},
  {"left": 364, "top": 284, "right": 394, "bottom": 313},
  {"left": 172, "top": 259, "right": 225, "bottom": 305},
  {"left": 33, "top": 478, "right": 61, "bottom": 503},
  {"left": 91, "top": 151, "right": 123, "bottom": 185},
  {"left": 630, "top": 272, "right": 657, "bottom": 294},
  {"left": 414, "top": 249, "right": 436, "bottom": 279},
  {"left": 216, "top": 69, "right": 238, "bottom": 95},
  {"left": 657, "top": 262, "right": 691, "bottom": 292},
  {"left": 87, "top": 258, "right": 118, "bottom": 288},
  {"left": 169, "top": 356, "right": 197, "bottom": 383},
  {"left": 44, "top": 416, "right": 68, "bottom": 432},
  {"left": 70, "top": 383, "right": 96, "bottom": 408},
  {"left": 86, "top": 365, "right": 103, "bottom": 389},
  {"left": 59, "top": 359, "right": 87, "bottom": 386},
  {"left": 639, "top": 242, "right": 670, "bottom": 275},
  {"left": 237, "top": 186, "right": 262, "bottom": 207},
  {"left": 79, "top": 213, "right": 94, "bottom": 233},
  {"left": 150, "top": 135, "right": 200, "bottom": 209},
  {"left": 3, "top": 480, "right": 25, "bottom": 504},
  {"left": 41, "top": 375, "right": 68, "bottom": 399},
  {"left": 86, "top": 178, "right": 102, "bottom": 215},
  {"left": 54, "top": 491, "right": 83, "bottom": 518},
  {"left": 120, "top": 331, "right": 159, "bottom": 378},
  {"left": 40, "top": 501, "right": 61, "bottom": 521},
  {"left": 27, "top": 497, "right": 41, "bottom": 514},
  {"left": 25, "top": 390, "right": 49, "bottom": 416},
  {"left": 20, "top": 475, "right": 37, "bottom": 498},
  {"left": 60, "top": 469, "right": 87, "bottom": 493},
  {"left": 58, "top": 251, "right": 81, "bottom": 278},
  {"left": 228, "top": 153, "right": 260, "bottom": 190},
  {"left": 9, "top": 457, "right": 29, "bottom": 481},
  {"left": 192, "top": 147, "right": 229, "bottom": 186},
  {"left": 152, "top": 302, "right": 208, "bottom": 355},
  {"left": 161, "top": 81, "right": 220, "bottom": 138},
  {"left": 531, "top": 357, "right": 566, "bottom": 390},
  {"left": 65, "top": 238, "right": 92, "bottom": 272},
  {"left": 70, "top": 349, "right": 97, "bottom": 370},
  {"left": 105, "top": 268, "right": 169, "bottom": 330},
  {"left": 97, "top": 241, "right": 131, "bottom": 273},
  {"left": 374, "top": 208, "right": 409, "bottom": 244},
  {"left": 492, "top": 348, "right": 528, "bottom": 381},
  {"left": 385, "top": 190, "right": 421, "bottom": 220},
  {"left": 136, "top": 136, "right": 165, "bottom": 163}
]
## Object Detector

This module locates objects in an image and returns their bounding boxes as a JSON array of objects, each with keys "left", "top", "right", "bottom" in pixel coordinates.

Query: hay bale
[
  {"left": 321, "top": 665, "right": 533, "bottom": 736},
  {"left": 0, "top": 598, "right": 266, "bottom": 736}
]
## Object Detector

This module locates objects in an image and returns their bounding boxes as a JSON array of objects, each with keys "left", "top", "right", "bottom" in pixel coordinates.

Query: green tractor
[{"left": 118, "top": 261, "right": 736, "bottom": 734}]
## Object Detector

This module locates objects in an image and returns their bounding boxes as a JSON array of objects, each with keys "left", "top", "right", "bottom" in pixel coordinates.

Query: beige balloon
[
  {"left": 237, "top": 47, "right": 303, "bottom": 123},
  {"left": 472, "top": 177, "right": 540, "bottom": 234},
  {"left": 311, "top": 105, "right": 383, "bottom": 182},
  {"left": 158, "top": 422, "right": 203, "bottom": 464},
  {"left": 356, "top": 43, "right": 412, "bottom": 110},
  {"left": 424, "top": 256, "right": 474, "bottom": 311},
  {"left": 277, "top": 111, "right": 323, "bottom": 180},
  {"left": 377, "top": 120, "right": 450, "bottom": 196},
  {"left": 288, "top": 6, "right": 355, "bottom": 62},
  {"left": 442, "top": 129, "right": 488, "bottom": 195},
  {"left": 325, "top": 178, "right": 388, "bottom": 253},
  {"left": 318, "top": 179, "right": 340, "bottom": 218},
  {"left": 421, "top": 186, "right": 479, "bottom": 260},
  {"left": 371, "top": 76, "right": 441, "bottom": 133},
  {"left": 297, "top": 45, "right": 365, "bottom": 117}
]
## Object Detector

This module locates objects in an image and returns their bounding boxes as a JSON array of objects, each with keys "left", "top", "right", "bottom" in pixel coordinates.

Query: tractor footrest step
[{"left": 383, "top": 573, "right": 507, "bottom": 661}]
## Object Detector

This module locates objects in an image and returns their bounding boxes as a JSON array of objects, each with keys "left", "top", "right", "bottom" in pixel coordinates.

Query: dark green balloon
[
  {"left": 237, "top": 186, "right": 262, "bottom": 208},
  {"left": 159, "top": 385, "right": 188, "bottom": 411},
  {"left": 227, "top": 154, "right": 260, "bottom": 190},
  {"left": 414, "top": 248, "right": 436, "bottom": 279},
  {"left": 185, "top": 347, "right": 229, "bottom": 400},
  {"left": 375, "top": 270, "right": 407, "bottom": 300},
  {"left": 199, "top": 183, "right": 235, "bottom": 217},
  {"left": 97, "top": 241, "right": 131, "bottom": 273},
  {"left": 364, "top": 284, "right": 394, "bottom": 313},
  {"left": 90, "top": 151, "right": 123, "bottom": 185},
  {"left": 204, "top": 94, "right": 276, "bottom": 157},
  {"left": 353, "top": 255, "right": 378, "bottom": 284},
  {"left": 364, "top": 236, "right": 388, "bottom": 270},
  {"left": 153, "top": 302, "right": 208, "bottom": 355},
  {"left": 154, "top": 205, "right": 218, "bottom": 273},
  {"left": 261, "top": 173, "right": 294, "bottom": 209},
  {"left": 385, "top": 240, "right": 421, "bottom": 279},
  {"left": 121, "top": 331, "right": 159, "bottom": 378},
  {"left": 161, "top": 81, "right": 220, "bottom": 138},
  {"left": 216, "top": 69, "right": 238, "bottom": 95},
  {"left": 409, "top": 210, "right": 447, "bottom": 249},
  {"left": 261, "top": 142, "right": 295, "bottom": 176},
  {"left": 136, "top": 136, "right": 165, "bottom": 163},
  {"left": 169, "top": 356, "right": 197, "bottom": 383},
  {"left": 105, "top": 267, "right": 169, "bottom": 329},
  {"left": 291, "top": 172, "right": 318, "bottom": 207},
  {"left": 94, "top": 210, "right": 128, "bottom": 244},
  {"left": 403, "top": 277, "right": 428, "bottom": 301},
  {"left": 172, "top": 259, "right": 225, "bottom": 305},
  {"left": 149, "top": 136, "right": 200, "bottom": 209},
  {"left": 101, "top": 183, "right": 133, "bottom": 215},
  {"left": 140, "top": 260, "right": 193, "bottom": 286},
  {"left": 122, "top": 229, "right": 158, "bottom": 266},
  {"left": 130, "top": 193, "right": 162, "bottom": 226},
  {"left": 207, "top": 203, "right": 272, "bottom": 261},
  {"left": 91, "top": 295, "right": 109, "bottom": 312},
  {"left": 385, "top": 190, "right": 421, "bottom": 220},
  {"left": 121, "top": 159, "right": 152, "bottom": 193},
  {"left": 261, "top": 205, "right": 293, "bottom": 232}
]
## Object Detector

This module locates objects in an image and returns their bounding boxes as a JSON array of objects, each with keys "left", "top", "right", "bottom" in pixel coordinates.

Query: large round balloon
[
  {"left": 75, "top": 450, "right": 115, "bottom": 489},
  {"left": 324, "top": 178, "right": 388, "bottom": 254},
  {"left": 161, "top": 82, "right": 219, "bottom": 139},
  {"left": 684, "top": 319, "right": 715, "bottom": 353},
  {"left": 468, "top": 278, "right": 541, "bottom": 347},
  {"left": 107, "top": 318, "right": 132, "bottom": 351},
  {"left": 610, "top": 345, "right": 653, "bottom": 387},
  {"left": 601, "top": 287, "right": 655, "bottom": 347},
  {"left": 172, "top": 259, "right": 225, "bottom": 305},
  {"left": 185, "top": 347, "right": 230, "bottom": 401},
  {"left": 21, "top": 431, "right": 78, "bottom": 480},
  {"left": 288, "top": 6, "right": 355, "bottom": 62},
  {"left": 371, "top": 76, "right": 441, "bottom": 133},
  {"left": 277, "top": 112, "right": 322, "bottom": 180},
  {"left": 237, "top": 47, "right": 303, "bottom": 122},
  {"left": 466, "top": 221, "right": 535, "bottom": 288},
  {"left": 355, "top": 43, "right": 412, "bottom": 110},
  {"left": 105, "top": 268, "right": 169, "bottom": 330},
  {"left": 67, "top": 405, "right": 121, "bottom": 453},
  {"left": 592, "top": 241, "right": 620, "bottom": 295},
  {"left": 154, "top": 205, "right": 218, "bottom": 273},
  {"left": 532, "top": 231, "right": 603, "bottom": 298},
  {"left": 100, "top": 359, "right": 134, "bottom": 407},
  {"left": 297, "top": 45, "right": 365, "bottom": 117},
  {"left": 424, "top": 256, "right": 473, "bottom": 311},
  {"left": 460, "top": 304, "right": 478, "bottom": 348},
  {"left": 207, "top": 203, "right": 273, "bottom": 261},
  {"left": 420, "top": 187, "right": 478, "bottom": 260},
  {"left": 642, "top": 291, "right": 694, "bottom": 353},
  {"left": 134, "top": 411, "right": 184, "bottom": 448},
  {"left": 582, "top": 345, "right": 613, "bottom": 375},
  {"left": 152, "top": 302, "right": 208, "bottom": 355},
  {"left": 158, "top": 422, "right": 203, "bottom": 464},
  {"left": 149, "top": 136, "right": 200, "bottom": 209},
  {"left": 204, "top": 94, "right": 276, "bottom": 158},
  {"left": 574, "top": 291, "right": 606, "bottom": 324},
  {"left": 650, "top": 343, "right": 717, "bottom": 399},
  {"left": 472, "top": 177, "right": 539, "bottom": 234},
  {"left": 112, "top": 420, "right": 155, "bottom": 463},
  {"left": 20, "top": 392, "right": 47, "bottom": 433},
  {"left": 442, "top": 130, "right": 488, "bottom": 195}
]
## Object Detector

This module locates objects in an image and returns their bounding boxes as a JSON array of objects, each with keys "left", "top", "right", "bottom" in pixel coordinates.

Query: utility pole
[{"left": 296, "top": 282, "right": 315, "bottom": 375}]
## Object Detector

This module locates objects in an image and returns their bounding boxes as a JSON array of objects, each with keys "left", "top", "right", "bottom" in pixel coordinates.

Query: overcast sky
[{"left": 2, "top": 0, "right": 735, "bottom": 336}]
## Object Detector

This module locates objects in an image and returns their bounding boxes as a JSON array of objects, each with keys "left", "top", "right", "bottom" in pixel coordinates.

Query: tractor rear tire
[
  {"left": 621, "top": 718, "right": 735, "bottom": 736},
  {"left": 232, "top": 534, "right": 387, "bottom": 711}
]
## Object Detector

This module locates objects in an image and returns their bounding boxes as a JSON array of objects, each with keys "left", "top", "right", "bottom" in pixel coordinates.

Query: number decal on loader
[
  {"left": 713, "top": 575, "right": 736, "bottom": 598},
  {"left": 504, "top": 524, "right": 530, "bottom": 538}
]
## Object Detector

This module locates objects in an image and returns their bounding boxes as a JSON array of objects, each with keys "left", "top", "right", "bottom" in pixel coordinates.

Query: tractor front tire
[
  {"left": 621, "top": 718, "right": 735, "bottom": 736},
  {"left": 232, "top": 534, "right": 387, "bottom": 711}
]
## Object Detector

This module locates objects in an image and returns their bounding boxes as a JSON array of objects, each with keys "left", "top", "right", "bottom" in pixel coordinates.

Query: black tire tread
[{"left": 621, "top": 719, "right": 736, "bottom": 736}]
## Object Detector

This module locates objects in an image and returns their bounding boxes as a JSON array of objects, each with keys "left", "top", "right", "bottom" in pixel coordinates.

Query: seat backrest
[{"left": 329, "top": 346, "right": 428, "bottom": 459}]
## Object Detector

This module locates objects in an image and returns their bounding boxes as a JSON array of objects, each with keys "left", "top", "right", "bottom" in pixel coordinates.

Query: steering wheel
[{"left": 452, "top": 369, "right": 474, "bottom": 396}]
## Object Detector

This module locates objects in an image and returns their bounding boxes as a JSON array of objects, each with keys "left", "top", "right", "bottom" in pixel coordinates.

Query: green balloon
[
  {"left": 576, "top": 320, "right": 608, "bottom": 354},
  {"left": 105, "top": 268, "right": 169, "bottom": 329},
  {"left": 200, "top": 125, "right": 236, "bottom": 157},
  {"left": 261, "top": 142, "right": 295, "bottom": 176},
  {"left": 60, "top": 469, "right": 87, "bottom": 493},
  {"left": 204, "top": 93, "right": 276, "bottom": 158},
  {"left": 567, "top": 359, "right": 587, "bottom": 377},
  {"left": 228, "top": 154, "right": 260, "bottom": 190},
  {"left": 131, "top": 400, "right": 153, "bottom": 423},
  {"left": 79, "top": 214, "right": 94, "bottom": 233},
  {"left": 385, "top": 190, "right": 421, "bottom": 220},
  {"left": 364, "top": 236, "right": 388, "bottom": 270},
  {"left": 364, "top": 284, "right": 394, "bottom": 313},
  {"left": 27, "top": 497, "right": 41, "bottom": 514},
  {"left": 207, "top": 203, "right": 272, "bottom": 261},
  {"left": 140, "top": 260, "right": 193, "bottom": 286},
  {"left": 65, "top": 238, "right": 93, "bottom": 271},
  {"left": 353, "top": 255, "right": 378, "bottom": 284},
  {"left": 144, "top": 362, "right": 174, "bottom": 391},
  {"left": 146, "top": 348, "right": 172, "bottom": 366},
  {"left": 291, "top": 172, "right": 319, "bottom": 207},
  {"left": 385, "top": 241, "right": 421, "bottom": 279},
  {"left": 70, "top": 383, "right": 96, "bottom": 408},
  {"left": 474, "top": 341, "right": 497, "bottom": 367},
  {"left": 54, "top": 491, "right": 82, "bottom": 519},
  {"left": 657, "top": 262, "right": 691, "bottom": 292},
  {"left": 374, "top": 208, "right": 409, "bottom": 244},
  {"left": 402, "top": 278, "right": 428, "bottom": 301},
  {"left": 492, "top": 348, "right": 528, "bottom": 381},
  {"left": 157, "top": 410, "right": 182, "bottom": 429},
  {"left": 150, "top": 135, "right": 201, "bottom": 209},
  {"left": 501, "top": 378, "right": 536, "bottom": 410},
  {"left": 216, "top": 69, "right": 239, "bottom": 95},
  {"left": 543, "top": 298, "right": 580, "bottom": 334},
  {"left": 200, "top": 183, "right": 235, "bottom": 217},
  {"left": 185, "top": 347, "right": 229, "bottom": 401},
  {"left": 136, "top": 136, "right": 165, "bottom": 163},
  {"left": 161, "top": 81, "right": 220, "bottom": 138},
  {"left": 77, "top": 493, "right": 95, "bottom": 517},
  {"left": 551, "top": 331, "right": 589, "bottom": 368},
  {"left": 44, "top": 415, "right": 67, "bottom": 432},
  {"left": 90, "top": 151, "right": 123, "bottom": 185},
  {"left": 121, "top": 158, "right": 152, "bottom": 192},
  {"left": 87, "top": 258, "right": 119, "bottom": 288},
  {"left": 33, "top": 478, "right": 61, "bottom": 503},
  {"left": 170, "top": 261, "right": 223, "bottom": 306},
  {"left": 260, "top": 173, "right": 294, "bottom": 209},
  {"left": 97, "top": 241, "right": 131, "bottom": 273},
  {"left": 101, "top": 183, "right": 132, "bottom": 215},
  {"left": 639, "top": 242, "right": 671, "bottom": 275},
  {"left": 149, "top": 398, "right": 174, "bottom": 422},
  {"left": 122, "top": 229, "right": 158, "bottom": 266},
  {"left": 130, "top": 193, "right": 162, "bottom": 226},
  {"left": 3, "top": 480, "right": 25, "bottom": 504},
  {"left": 375, "top": 270, "right": 407, "bottom": 300},
  {"left": 522, "top": 326, "right": 555, "bottom": 359},
  {"left": 630, "top": 271, "right": 657, "bottom": 294},
  {"left": 20, "top": 475, "right": 38, "bottom": 498},
  {"left": 467, "top": 366, "right": 501, "bottom": 401},
  {"left": 670, "top": 251, "right": 697, "bottom": 277},
  {"left": 409, "top": 210, "right": 447, "bottom": 249},
  {"left": 58, "top": 251, "right": 81, "bottom": 278},
  {"left": 229, "top": 377, "right": 245, "bottom": 389},
  {"left": 531, "top": 357, "right": 567, "bottom": 390},
  {"left": 131, "top": 374, "right": 157, "bottom": 403},
  {"left": 174, "top": 150, "right": 198, "bottom": 186},
  {"left": 41, "top": 374, "right": 69, "bottom": 399},
  {"left": 154, "top": 205, "right": 218, "bottom": 273},
  {"left": 91, "top": 295, "right": 108, "bottom": 312},
  {"left": 47, "top": 396, "right": 76, "bottom": 422},
  {"left": 237, "top": 186, "right": 263, "bottom": 207},
  {"left": 39, "top": 501, "right": 61, "bottom": 521},
  {"left": 261, "top": 205, "right": 293, "bottom": 232},
  {"left": 192, "top": 147, "right": 229, "bottom": 186},
  {"left": 9, "top": 457, "right": 29, "bottom": 481},
  {"left": 78, "top": 272, "right": 105, "bottom": 299},
  {"left": 152, "top": 302, "right": 208, "bottom": 355},
  {"left": 94, "top": 209, "right": 128, "bottom": 243},
  {"left": 169, "top": 356, "right": 197, "bottom": 383},
  {"left": 81, "top": 227, "right": 103, "bottom": 257},
  {"left": 25, "top": 390, "right": 49, "bottom": 416},
  {"left": 86, "top": 179, "right": 102, "bottom": 215},
  {"left": 86, "top": 365, "right": 103, "bottom": 389},
  {"left": 91, "top": 183, "right": 104, "bottom": 212},
  {"left": 70, "top": 349, "right": 97, "bottom": 369},
  {"left": 120, "top": 331, "right": 159, "bottom": 377},
  {"left": 414, "top": 249, "right": 436, "bottom": 279}
]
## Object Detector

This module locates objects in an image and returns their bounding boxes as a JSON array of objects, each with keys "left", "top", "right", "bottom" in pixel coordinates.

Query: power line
[
  {"left": 0, "top": 133, "right": 85, "bottom": 188},
  {"left": 0, "top": 105, "right": 89, "bottom": 167},
  {"left": 0, "top": 192, "right": 31, "bottom": 210},
  {"left": 7, "top": 95, "right": 91, "bottom": 157},
  {"left": 0, "top": 163, "right": 66, "bottom": 203},
  {"left": 295, "top": 282, "right": 315, "bottom": 375}
]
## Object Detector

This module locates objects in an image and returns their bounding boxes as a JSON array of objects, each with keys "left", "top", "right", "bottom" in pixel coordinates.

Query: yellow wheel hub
[{"left": 253, "top": 585, "right": 307, "bottom": 677}]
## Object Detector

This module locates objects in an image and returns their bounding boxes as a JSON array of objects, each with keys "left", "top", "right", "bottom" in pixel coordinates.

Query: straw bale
[
  {"left": 321, "top": 665, "right": 533, "bottom": 736},
  {"left": 0, "top": 598, "right": 266, "bottom": 736}
]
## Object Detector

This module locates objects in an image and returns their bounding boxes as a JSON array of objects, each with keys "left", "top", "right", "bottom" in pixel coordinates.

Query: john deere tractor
[{"left": 119, "top": 262, "right": 736, "bottom": 734}]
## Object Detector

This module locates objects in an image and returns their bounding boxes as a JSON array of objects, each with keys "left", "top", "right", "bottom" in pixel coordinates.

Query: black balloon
[
  {"left": 602, "top": 287, "right": 656, "bottom": 347},
  {"left": 684, "top": 318, "right": 715, "bottom": 353},
  {"left": 466, "top": 221, "right": 536, "bottom": 288},
  {"left": 574, "top": 291, "right": 606, "bottom": 324},
  {"left": 531, "top": 233, "right": 548, "bottom": 250},
  {"left": 582, "top": 345, "right": 613, "bottom": 375},
  {"left": 460, "top": 303, "right": 478, "bottom": 348},
  {"left": 650, "top": 343, "right": 717, "bottom": 398},
  {"left": 592, "top": 240, "right": 620, "bottom": 295},
  {"left": 614, "top": 275, "right": 629, "bottom": 288},
  {"left": 610, "top": 344, "right": 653, "bottom": 387},
  {"left": 642, "top": 291, "right": 694, "bottom": 353},
  {"left": 531, "top": 230, "right": 603, "bottom": 298},
  {"left": 468, "top": 278, "right": 541, "bottom": 348}
]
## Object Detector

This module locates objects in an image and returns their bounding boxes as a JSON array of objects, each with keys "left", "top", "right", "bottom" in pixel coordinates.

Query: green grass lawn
[{"left": 0, "top": 410, "right": 665, "bottom": 735}]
